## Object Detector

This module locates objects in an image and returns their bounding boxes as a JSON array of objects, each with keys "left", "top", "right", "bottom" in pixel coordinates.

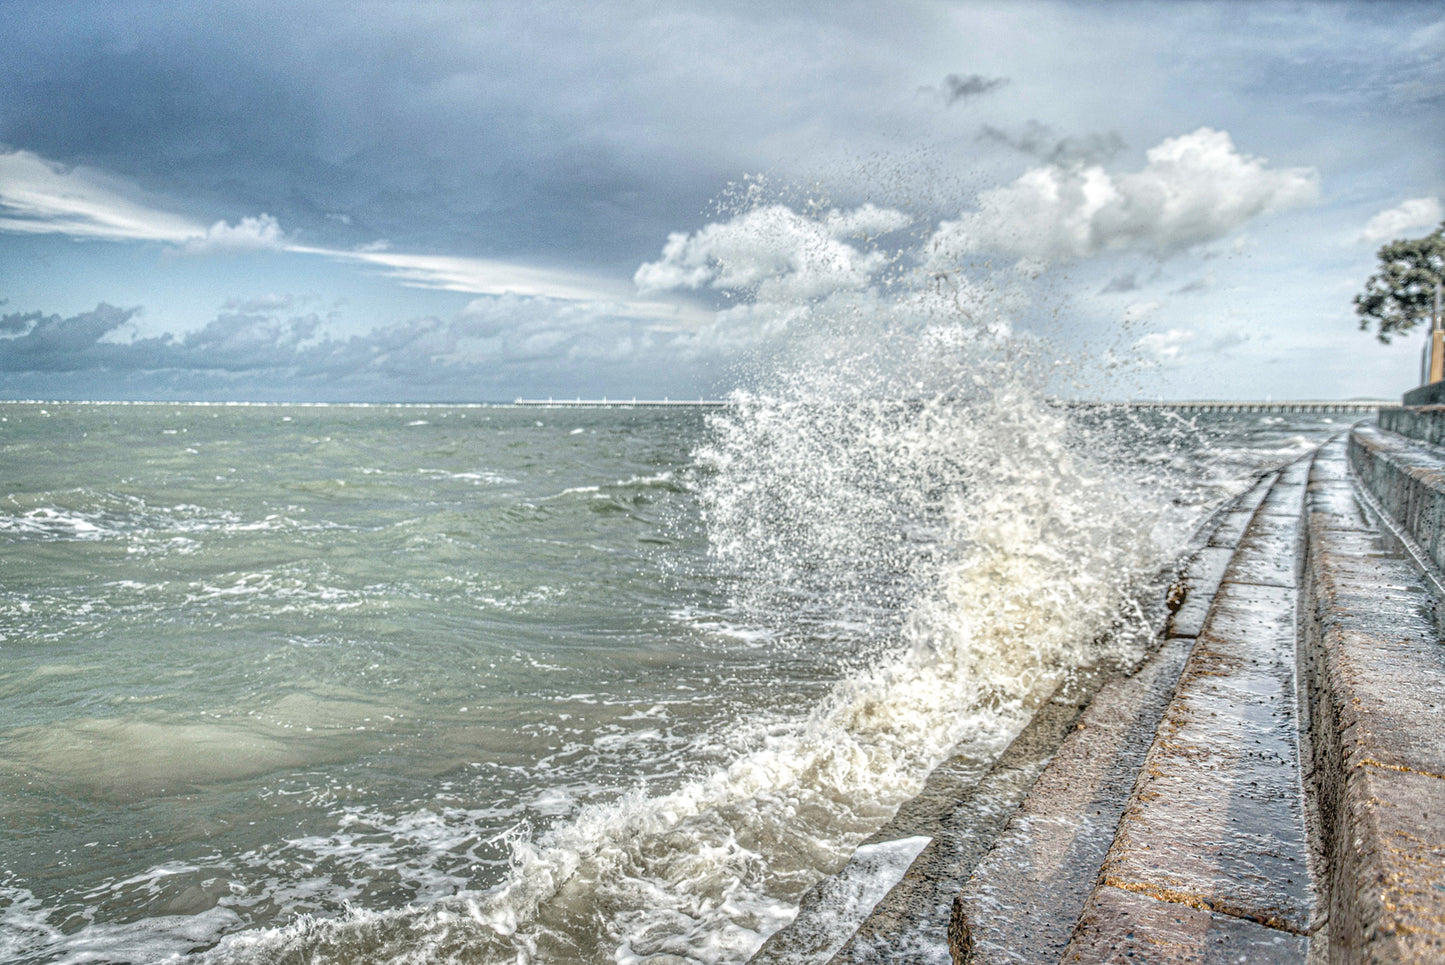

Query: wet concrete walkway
[
  {"left": 750, "top": 408, "right": 1445, "bottom": 964},
  {"left": 1060, "top": 458, "right": 1316, "bottom": 962},
  {"left": 954, "top": 460, "right": 1317, "bottom": 964}
]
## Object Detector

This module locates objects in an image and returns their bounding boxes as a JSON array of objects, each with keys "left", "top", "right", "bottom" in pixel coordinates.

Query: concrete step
[
  {"left": 945, "top": 631, "right": 1197, "bottom": 963},
  {"left": 1057, "top": 452, "right": 1319, "bottom": 962},
  {"left": 1053, "top": 425, "right": 1445, "bottom": 963},
  {"left": 821, "top": 664, "right": 1117, "bottom": 965},
  {"left": 745, "top": 680, "right": 1097, "bottom": 965},
  {"left": 748, "top": 651, "right": 1134, "bottom": 965},
  {"left": 949, "top": 460, "right": 1318, "bottom": 964},
  {"left": 1067, "top": 454, "right": 1318, "bottom": 954}
]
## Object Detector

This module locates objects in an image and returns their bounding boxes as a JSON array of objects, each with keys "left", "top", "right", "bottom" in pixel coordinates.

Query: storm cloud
[
  {"left": 0, "top": 2, "right": 1440, "bottom": 403},
  {"left": 0, "top": 2, "right": 959, "bottom": 273},
  {"left": 1100, "top": 272, "right": 1140, "bottom": 294},
  {"left": 937, "top": 73, "right": 1009, "bottom": 105},
  {"left": 0, "top": 304, "right": 141, "bottom": 371},
  {"left": 0, "top": 298, "right": 740, "bottom": 400},
  {"left": 978, "top": 122, "right": 1127, "bottom": 167}
]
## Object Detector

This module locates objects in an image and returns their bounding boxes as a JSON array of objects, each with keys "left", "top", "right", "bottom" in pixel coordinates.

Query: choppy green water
[
  {"left": 0, "top": 401, "right": 1345, "bottom": 964},
  {"left": 2, "top": 403, "right": 787, "bottom": 959}
]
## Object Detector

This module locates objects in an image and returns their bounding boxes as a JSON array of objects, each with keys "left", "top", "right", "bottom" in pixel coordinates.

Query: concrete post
[{"left": 1432, "top": 282, "right": 1445, "bottom": 384}]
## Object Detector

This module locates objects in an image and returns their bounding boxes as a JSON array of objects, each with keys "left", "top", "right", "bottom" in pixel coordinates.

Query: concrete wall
[
  {"left": 1401, "top": 383, "right": 1445, "bottom": 406},
  {"left": 1350, "top": 417, "right": 1445, "bottom": 579},
  {"left": 1378, "top": 404, "right": 1445, "bottom": 446}
]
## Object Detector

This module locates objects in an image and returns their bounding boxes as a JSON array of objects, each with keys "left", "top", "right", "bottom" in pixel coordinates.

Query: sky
[{"left": 1, "top": 0, "right": 1442, "bottom": 402}]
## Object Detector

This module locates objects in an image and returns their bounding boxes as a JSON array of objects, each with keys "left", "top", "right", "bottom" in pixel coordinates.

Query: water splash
[
  {"left": 0, "top": 176, "right": 1303, "bottom": 965},
  {"left": 198, "top": 190, "right": 1199, "bottom": 964}
]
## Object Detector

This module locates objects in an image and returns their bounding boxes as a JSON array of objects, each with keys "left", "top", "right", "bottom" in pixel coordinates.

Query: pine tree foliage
[{"left": 1356, "top": 222, "right": 1445, "bottom": 343}]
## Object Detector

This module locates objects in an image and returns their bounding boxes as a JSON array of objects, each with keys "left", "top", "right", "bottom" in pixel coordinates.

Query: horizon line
[{"left": 0, "top": 396, "right": 1398, "bottom": 408}]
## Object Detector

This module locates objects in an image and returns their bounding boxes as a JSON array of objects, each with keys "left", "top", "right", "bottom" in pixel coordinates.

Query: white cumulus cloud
[
  {"left": 928, "top": 128, "right": 1319, "bottom": 265},
  {"left": 1134, "top": 328, "right": 1195, "bottom": 361},
  {"left": 634, "top": 203, "right": 908, "bottom": 303},
  {"left": 1354, "top": 196, "right": 1443, "bottom": 245},
  {"left": 181, "top": 214, "right": 287, "bottom": 254}
]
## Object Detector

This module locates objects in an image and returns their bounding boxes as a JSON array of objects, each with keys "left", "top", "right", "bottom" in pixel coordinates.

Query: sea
[{"left": 0, "top": 393, "right": 1348, "bottom": 964}]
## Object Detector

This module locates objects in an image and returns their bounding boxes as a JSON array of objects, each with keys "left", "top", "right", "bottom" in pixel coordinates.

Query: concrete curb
[
  {"left": 1378, "top": 403, "right": 1445, "bottom": 446},
  {"left": 1301, "top": 436, "right": 1445, "bottom": 962}
]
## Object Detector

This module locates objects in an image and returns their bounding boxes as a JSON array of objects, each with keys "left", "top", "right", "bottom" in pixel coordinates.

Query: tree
[{"left": 1355, "top": 221, "right": 1445, "bottom": 343}]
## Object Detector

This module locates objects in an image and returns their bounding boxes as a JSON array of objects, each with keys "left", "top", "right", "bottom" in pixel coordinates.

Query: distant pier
[
  {"left": 514, "top": 398, "right": 1390, "bottom": 414},
  {"left": 1101, "top": 398, "right": 1389, "bottom": 414}
]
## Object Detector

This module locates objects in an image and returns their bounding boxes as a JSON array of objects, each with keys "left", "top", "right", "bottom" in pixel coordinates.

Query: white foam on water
[
  {"left": 0, "top": 493, "right": 342, "bottom": 554},
  {"left": 547, "top": 472, "right": 683, "bottom": 502},
  {"left": 1, "top": 883, "right": 242, "bottom": 965},
  {"left": 742, "top": 834, "right": 931, "bottom": 965},
  {"left": 615, "top": 472, "right": 682, "bottom": 490},
  {"left": 0, "top": 506, "right": 112, "bottom": 540},
  {"left": 416, "top": 468, "right": 517, "bottom": 485}
]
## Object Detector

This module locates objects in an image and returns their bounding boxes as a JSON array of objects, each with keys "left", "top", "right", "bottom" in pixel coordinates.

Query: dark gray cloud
[
  {"left": 1100, "top": 272, "right": 1139, "bottom": 294},
  {"left": 0, "top": 2, "right": 954, "bottom": 276},
  {"left": 0, "top": 310, "right": 40, "bottom": 334},
  {"left": 937, "top": 73, "right": 1008, "bottom": 105},
  {"left": 0, "top": 299, "right": 728, "bottom": 400},
  {"left": 1210, "top": 330, "right": 1250, "bottom": 353},
  {"left": 0, "top": 6, "right": 702, "bottom": 270},
  {"left": 0, "top": 304, "right": 140, "bottom": 371},
  {"left": 1172, "top": 275, "right": 1214, "bottom": 295},
  {"left": 978, "top": 121, "right": 1126, "bottom": 166},
  {"left": 0, "top": 305, "right": 324, "bottom": 374}
]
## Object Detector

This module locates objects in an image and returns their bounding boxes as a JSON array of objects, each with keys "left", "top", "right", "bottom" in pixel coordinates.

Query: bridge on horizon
[
  {"left": 1073, "top": 399, "right": 1390, "bottom": 414},
  {"left": 512, "top": 397, "right": 1392, "bottom": 414}
]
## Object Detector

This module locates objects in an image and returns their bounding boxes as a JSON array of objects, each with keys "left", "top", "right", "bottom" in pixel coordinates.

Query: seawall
[{"left": 751, "top": 405, "right": 1445, "bottom": 964}]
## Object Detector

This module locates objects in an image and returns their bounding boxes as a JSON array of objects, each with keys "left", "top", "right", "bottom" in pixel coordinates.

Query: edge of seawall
[
  {"left": 755, "top": 404, "right": 1445, "bottom": 964},
  {"left": 750, "top": 453, "right": 1281, "bottom": 964}
]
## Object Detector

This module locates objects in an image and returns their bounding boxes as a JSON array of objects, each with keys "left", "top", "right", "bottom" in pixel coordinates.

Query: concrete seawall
[{"left": 751, "top": 406, "right": 1445, "bottom": 964}]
